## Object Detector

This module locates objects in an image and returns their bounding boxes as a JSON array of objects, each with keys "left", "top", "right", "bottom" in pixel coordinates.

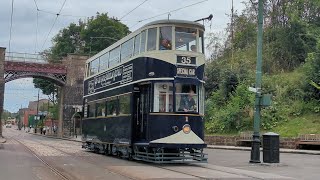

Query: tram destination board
[{"left": 176, "top": 66, "right": 196, "bottom": 77}]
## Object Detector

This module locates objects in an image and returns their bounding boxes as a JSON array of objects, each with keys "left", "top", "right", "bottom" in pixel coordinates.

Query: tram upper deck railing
[{"left": 5, "top": 52, "right": 48, "bottom": 64}]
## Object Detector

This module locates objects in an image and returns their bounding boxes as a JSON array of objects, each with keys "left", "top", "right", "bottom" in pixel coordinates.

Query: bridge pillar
[
  {"left": 61, "top": 54, "right": 88, "bottom": 137},
  {"left": 58, "top": 86, "right": 65, "bottom": 137},
  {"left": 0, "top": 47, "right": 5, "bottom": 138}
]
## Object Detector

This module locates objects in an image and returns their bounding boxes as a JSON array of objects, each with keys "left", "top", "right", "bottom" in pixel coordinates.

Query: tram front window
[
  {"left": 175, "top": 27, "right": 197, "bottom": 52},
  {"left": 176, "top": 83, "right": 198, "bottom": 113}
]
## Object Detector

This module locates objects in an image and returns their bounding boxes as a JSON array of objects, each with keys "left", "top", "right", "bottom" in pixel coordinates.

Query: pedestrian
[{"left": 43, "top": 126, "right": 46, "bottom": 135}]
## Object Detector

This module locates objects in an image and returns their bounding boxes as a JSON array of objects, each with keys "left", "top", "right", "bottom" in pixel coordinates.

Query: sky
[{"left": 0, "top": 0, "right": 248, "bottom": 112}]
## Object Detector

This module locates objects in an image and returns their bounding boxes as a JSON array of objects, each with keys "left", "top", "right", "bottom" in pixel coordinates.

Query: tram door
[{"left": 133, "top": 84, "right": 150, "bottom": 141}]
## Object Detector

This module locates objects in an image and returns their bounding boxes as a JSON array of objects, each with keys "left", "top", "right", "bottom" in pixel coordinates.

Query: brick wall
[{"left": 205, "top": 135, "right": 298, "bottom": 149}]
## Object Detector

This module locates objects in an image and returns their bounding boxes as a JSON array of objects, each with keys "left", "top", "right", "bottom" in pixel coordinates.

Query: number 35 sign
[{"left": 177, "top": 56, "right": 196, "bottom": 65}]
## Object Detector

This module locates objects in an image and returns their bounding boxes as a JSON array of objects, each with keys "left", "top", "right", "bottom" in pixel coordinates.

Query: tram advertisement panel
[{"left": 86, "top": 63, "right": 133, "bottom": 95}]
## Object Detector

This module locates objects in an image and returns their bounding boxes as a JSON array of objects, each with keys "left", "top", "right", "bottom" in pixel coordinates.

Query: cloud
[{"left": 1, "top": 0, "right": 247, "bottom": 112}]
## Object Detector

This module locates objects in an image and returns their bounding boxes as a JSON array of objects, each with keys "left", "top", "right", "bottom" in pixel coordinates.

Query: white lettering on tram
[{"left": 88, "top": 64, "right": 133, "bottom": 94}]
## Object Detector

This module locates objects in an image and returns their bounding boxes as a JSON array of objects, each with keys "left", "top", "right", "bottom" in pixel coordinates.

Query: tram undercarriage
[{"left": 82, "top": 142, "right": 207, "bottom": 163}]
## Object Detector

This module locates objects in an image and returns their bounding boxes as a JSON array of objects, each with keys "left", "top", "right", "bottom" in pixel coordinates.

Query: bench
[
  {"left": 296, "top": 134, "right": 320, "bottom": 149},
  {"left": 237, "top": 132, "right": 253, "bottom": 147}
]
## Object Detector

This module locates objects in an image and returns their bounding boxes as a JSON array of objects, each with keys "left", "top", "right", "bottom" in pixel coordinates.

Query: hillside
[{"left": 204, "top": 0, "right": 320, "bottom": 137}]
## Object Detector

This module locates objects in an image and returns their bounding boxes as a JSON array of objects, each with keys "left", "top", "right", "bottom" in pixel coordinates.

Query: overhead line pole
[{"left": 250, "top": 0, "right": 264, "bottom": 163}]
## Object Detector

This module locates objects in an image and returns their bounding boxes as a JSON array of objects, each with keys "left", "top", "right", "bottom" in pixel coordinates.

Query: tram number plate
[
  {"left": 177, "top": 56, "right": 196, "bottom": 65},
  {"left": 177, "top": 67, "right": 196, "bottom": 76}
]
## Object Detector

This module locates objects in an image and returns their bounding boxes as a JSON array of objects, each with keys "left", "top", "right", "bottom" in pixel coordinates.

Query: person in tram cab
[
  {"left": 160, "top": 39, "right": 172, "bottom": 50},
  {"left": 190, "top": 45, "right": 197, "bottom": 52},
  {"left": 179, "top": 89, "right": 196, "bottom": 112}
]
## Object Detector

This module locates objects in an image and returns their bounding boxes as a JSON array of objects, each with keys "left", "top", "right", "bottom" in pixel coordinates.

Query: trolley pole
[{"left": 250, "top": 0, "right": 264, "bottom": 163}]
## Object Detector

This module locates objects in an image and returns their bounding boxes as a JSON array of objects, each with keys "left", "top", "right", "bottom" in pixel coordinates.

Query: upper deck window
[
  {"left": 90, "top": 58, "right": 100, "bottom": 75},
  {"left": 109, "top": 46, "right": 120, "bottom": 67},
  {"left": 140, "top": 30, "right": 146, "bottom": 53},
  {"left": 121, "top": 38, "right": 134, "bottom": 61},
  {"left": 147, "top": 28, "right": 157, "bottom": 51},
  {"left": 99, "top": 52, "right": 109, "bottom": 71},
  {"left": 199, "top": 30, "right": 204, "bottom": 54},
  {"left": 133, "top": 34, "right": 140, "bottom": 56},
  {"left": 175, "top": 27, "right": 197, "bottom": 52},
  {"left": 159, "top": 26, "right": 172, "bottom": 50}
]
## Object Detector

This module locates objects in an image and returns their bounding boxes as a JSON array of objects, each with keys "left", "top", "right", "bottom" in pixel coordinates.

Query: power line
[
  {"left": 120, "top": 0, "right": 149, "bottom": 20},
  {"left": 38, "top": 9, "right": 87, "bottom": 18},
  {"left": 33, "top": 0, "right": 39, "bottom": 10},
  {"left": 8, "top": 0, "right": 14, "bottom": 53},
  {"left": 137, "top": 0, "right": 208, "bottom": 23},
  {"left": 41, "top": 0, "right": 67, "bottom": 50}
]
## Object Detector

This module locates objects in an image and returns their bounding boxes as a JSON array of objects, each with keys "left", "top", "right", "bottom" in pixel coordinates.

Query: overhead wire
[
  {"left": 33, "top": 0, "right": 39, "bottom": 53},
  {"left": 8, "top": 0, "right": 15, "bottom": 53},
  {"left": 120, "top": 0, "right": 149, "bottom": 20},
  {"left": 41, "top": 0, "right": 67, "bottom": 50},
  {"left": 38, "top": 9, "right": 87, "bottom": 18},
  {"left": 137, "top": 0, "right": 208, "bottom": 23}
]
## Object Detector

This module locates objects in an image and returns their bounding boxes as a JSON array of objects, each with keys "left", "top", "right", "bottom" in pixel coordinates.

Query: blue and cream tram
[{"left": 82, "top": 19, "right": 207, "bottom": 163}]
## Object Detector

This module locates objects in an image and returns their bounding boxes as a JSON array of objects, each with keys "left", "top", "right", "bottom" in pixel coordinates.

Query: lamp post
[{"left": 250, "top": 0, "right": 265, "bottom": 163}]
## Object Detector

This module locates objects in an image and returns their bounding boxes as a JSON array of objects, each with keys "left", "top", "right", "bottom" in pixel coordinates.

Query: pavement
[
  {"left": 0, "top": 137, "right": 6, "bottom": 143},
  {"left": 207, "top": 145, "right": 320, "bottom": 155}
]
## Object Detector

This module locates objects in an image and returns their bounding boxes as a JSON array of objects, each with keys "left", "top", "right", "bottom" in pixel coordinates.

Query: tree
[{"left": 34, "top": 13, "right": 130, "bottom": 95}]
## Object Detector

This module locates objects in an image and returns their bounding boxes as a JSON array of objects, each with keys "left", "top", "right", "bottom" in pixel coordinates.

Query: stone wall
[
  {"left": 61, "top": 54, "right": 88, "bottom": 136},
  {"left": 0, "top": 47, "right": 5, "bottom": 137},
  {"left": 205, "top": 135, "right": 298, "bottom": 149}
]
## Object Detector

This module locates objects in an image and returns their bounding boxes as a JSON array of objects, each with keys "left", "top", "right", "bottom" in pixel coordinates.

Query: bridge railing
[{"left": 5, "top": 52, "right": 48, "bottom": 64}]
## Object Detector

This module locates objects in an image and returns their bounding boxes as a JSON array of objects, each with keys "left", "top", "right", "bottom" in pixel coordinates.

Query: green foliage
[
  {"left": 204, "top": 0, "right": 320, "bottom": 136},
  {"left": 34, "top": 13, "right": 130, "bottom": 95},
  {"left": 205, "top": 83, "right": 255, "bottom": 133}
]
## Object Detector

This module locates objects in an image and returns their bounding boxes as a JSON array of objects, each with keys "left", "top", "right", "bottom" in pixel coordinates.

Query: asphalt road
[{"left": 2, "top": 127, "right": 306, "bottom": 180}]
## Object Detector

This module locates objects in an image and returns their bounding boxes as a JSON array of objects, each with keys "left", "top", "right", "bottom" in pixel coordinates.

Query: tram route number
[
  {"left": 177, "top": 56, "right": 196, "bottom": 65},
  {"left": 177, "top": 67, "right": 196, "bottom": 76}
]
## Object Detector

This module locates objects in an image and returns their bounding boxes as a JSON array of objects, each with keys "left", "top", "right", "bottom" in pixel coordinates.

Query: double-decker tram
[{"left": 82, "top": 19, "right": 207, "bottom": 163}]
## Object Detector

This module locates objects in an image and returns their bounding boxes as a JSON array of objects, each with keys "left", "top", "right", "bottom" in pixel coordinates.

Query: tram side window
[
  {"left": 176, "top": 83, "right": 198, "bottom": 113},
  {"left": 153, "top": 83, "right": 173, "bottom": 112},
  {"left": 133, "top": 34, "right": 140, "bottom": 56},
  {"left": 109, "top": 46, "right": 120, "bottom": 67},
  {"left": 175, "top": 27, "right": 197, "bottom": 52},
  {"left": 199, "top": 30, "right": 205, "bottom": 54},
  {"left": 147, "top": 28, "right": 157, "bottom": 51},
  {"left": 107, "top": 97, "right": 118, "bottom": 116},
  {"left": 140, "top": 30, "right": 146, "bottom": 53},
  {"left": 99, "top": 53, "right": 109, "bottom": 71},
  {"left": 119, "top": 94, "right": 131, "bottom": 115},
  {"left": 159, "top": 26, "right": 172, "bottom": 50},
  {"left": 121, "top": 38, "right": 134, "bottom": 61},
  {"left": 90, "top": 58, "right": 100, "bottom": 75},
  {"left": 88, "top": 103, "right": 96, "bottom": 117},
  {"left": 96, "top": 100, "right": 106, "bottom": 117}
]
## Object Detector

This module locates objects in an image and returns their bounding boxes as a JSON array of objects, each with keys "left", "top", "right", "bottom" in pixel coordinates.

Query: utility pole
[
  {"left": 231, "top": 0, "right": 234, "bottom": 69},
  {"left": 36, "top": 89, "right": 40, "bottom": 128},
  {"left": 250, "top": 0, "right": 265, "bottom": 163}
]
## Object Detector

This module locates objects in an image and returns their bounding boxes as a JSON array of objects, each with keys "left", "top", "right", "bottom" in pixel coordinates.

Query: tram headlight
[{"left": 182, "top": 124, "right": 191, "bottom": 134}]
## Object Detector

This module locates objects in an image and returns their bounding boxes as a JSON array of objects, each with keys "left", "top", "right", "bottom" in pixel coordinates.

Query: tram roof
[{"left": 142, "top": 19, "right": 205, "bottom": 30}]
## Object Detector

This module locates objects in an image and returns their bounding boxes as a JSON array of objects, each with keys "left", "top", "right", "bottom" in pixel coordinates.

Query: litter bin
[{"left": 263, "top": 132, "right": 279, "bottom": 163}]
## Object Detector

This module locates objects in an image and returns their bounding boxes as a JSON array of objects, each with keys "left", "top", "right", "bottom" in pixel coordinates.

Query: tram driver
[{"left": 179, "top": 89, "right": 196, "bottom": 112}]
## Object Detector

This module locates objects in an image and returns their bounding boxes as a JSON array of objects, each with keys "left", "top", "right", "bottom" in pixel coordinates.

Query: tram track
[
  {"left": 21, "top": 133, "right": 286, "bottom": 180},
  {"left": 25, "top": 135, "right": 206, "bottom": 179},
  {"left": 11, "top": 136, "right": 71, "bottom": 180}
]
